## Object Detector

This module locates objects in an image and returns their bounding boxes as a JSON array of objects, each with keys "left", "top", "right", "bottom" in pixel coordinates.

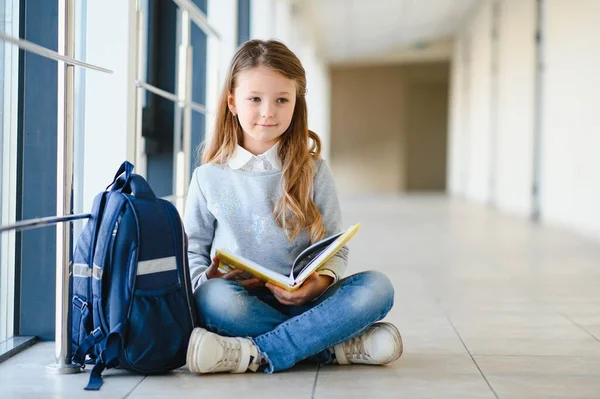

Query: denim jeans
[{"left": 193, "top": 270, "right": 395, "bottom": 373}]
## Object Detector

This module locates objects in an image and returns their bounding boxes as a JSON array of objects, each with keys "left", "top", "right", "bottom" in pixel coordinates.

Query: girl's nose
[{"left": 261, "top": 104, "right": 275, "bottom": 119}]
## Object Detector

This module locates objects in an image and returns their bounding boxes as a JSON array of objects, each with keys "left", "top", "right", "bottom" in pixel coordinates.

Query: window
[
  {"left": 0, "top": 0, "right": 19, "bottom": 344},
  {"left": 238, "top": 0, "right": 251, "bottom": 45}
]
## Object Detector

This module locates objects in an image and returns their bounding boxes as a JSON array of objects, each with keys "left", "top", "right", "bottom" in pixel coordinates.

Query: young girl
[{"left": 183, "top": 39, "right": 402, "bottom": 374}]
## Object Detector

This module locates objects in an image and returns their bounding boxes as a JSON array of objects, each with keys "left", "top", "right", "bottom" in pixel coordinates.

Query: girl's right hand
[{"left": 204, "top": 256, "right": 264, "bottom": 289}]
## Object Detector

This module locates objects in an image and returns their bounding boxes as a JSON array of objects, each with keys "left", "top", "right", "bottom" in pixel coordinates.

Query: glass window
[
  {"left": 0, "top": 0, "right": 20, "bottom": 343},
  {"left": 238, "top": 0, "right": 251, "bottom": 45}
]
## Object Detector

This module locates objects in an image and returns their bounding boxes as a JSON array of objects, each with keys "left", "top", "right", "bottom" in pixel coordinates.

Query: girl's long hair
[{"left": 200, "top": 40, "right": 326, "bottom": 243}]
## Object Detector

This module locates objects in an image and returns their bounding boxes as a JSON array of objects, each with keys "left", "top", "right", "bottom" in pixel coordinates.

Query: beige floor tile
[
  {"left": 129, "top": 364, "right": 318, "bottom": 399},
  {"left": 482, "top": 375, "right": 600, "bottom": 399},
  {"left": 315, "top": 362, "right": 495, "bottom": 399},
  {"left": 389, "top": 353, "right": 482, "bottom": 375},
  {"left": 459, "top": 335, "right": 600, "bottom": 356},
  {"left": 474, "top": 355, "right": 600, "bottom": 377},
  {"left": 0, "top": 342, "right": 143, "bottom": 398},
  {"left": 450, "top": 313, "right": 593, "bottom": 340},
  {"left": 555, "top": 304, "right": 600, "bottom": 327},
  {"left": 476, "top": 356, "right": 600, "bottom": 399},
  {"left": 581, "top": 325, "right": 600, "bottom": 340}
]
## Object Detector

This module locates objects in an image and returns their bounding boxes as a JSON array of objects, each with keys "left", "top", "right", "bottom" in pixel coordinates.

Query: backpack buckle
[
  {"left": 72, "top": 295, "right": 88, "bottom": 310},
  {"left": 72, "top": 327, "right": 105, "bottom": 368},
  {"left": 91, "top": 327, "right": 104, "bottom": 341}
]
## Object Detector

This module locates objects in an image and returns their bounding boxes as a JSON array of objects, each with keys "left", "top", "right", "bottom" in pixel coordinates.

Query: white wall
[
  {"left": 301, "top": 44, "right": 331, "bottom": 159},
  {"left": 494, "top": 0, "right": 535, "bottom": 216},
  {"left": 446, "top": 35, "right": 466, "bottom": 195},
  {"left": 449, "top": 0, "right": 600, "bottom": 240},
  {"left": 81, "top": 0, "right": 136, "bottom": 212},
  {"left": 449, "top": 0, "right": 534, "bottom": 209},
  {"left": 251, "top": 0, "right": 277, "bottom": 41},
  {"left": 541, "top": 0, "right": 600, "bottom": 238},
  {"left": 465, "top": 1, "right": 492, "bottom": 203}
]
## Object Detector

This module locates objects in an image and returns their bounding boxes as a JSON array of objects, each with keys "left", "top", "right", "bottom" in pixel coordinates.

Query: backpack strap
[
  {"left": 85, "top": 361, "right": 106, "bottom": 391},
  {"left": 72, "top": 327, "right": 104, "bottom": 367},
  {"left": 82, "top": 192, "right": 130, "bottom": 390},
  {"left": 72, "top": 192, "right": 108, "bottom": 367},
  {"left": 84, "top": 323, "right": 123, "bottom": 391}
]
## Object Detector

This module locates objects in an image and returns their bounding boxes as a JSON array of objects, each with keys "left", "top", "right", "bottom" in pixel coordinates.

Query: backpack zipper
[{"left": 112, "top": 214, "right": 122, "bottom": 237}]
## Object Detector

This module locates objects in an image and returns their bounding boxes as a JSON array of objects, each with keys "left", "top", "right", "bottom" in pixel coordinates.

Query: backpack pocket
[{"left": 124, "top": 283, "right": 194, "bottom": 374}]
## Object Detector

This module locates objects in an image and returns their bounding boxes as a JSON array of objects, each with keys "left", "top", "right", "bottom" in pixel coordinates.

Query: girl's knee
[
  {"left": 364, "top": 270, "right": 394, "bottom": 296},
  {"left": 194, "top": 278, "right": 247, "bottom": 324},
  {"left": 351, "top": 270, "right": 395, "bottom": 313}
]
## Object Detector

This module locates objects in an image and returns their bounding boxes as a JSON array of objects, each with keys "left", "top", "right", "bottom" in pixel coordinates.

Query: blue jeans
[{"left": 193, "top": 271, "right": 395, "bottom": 373}]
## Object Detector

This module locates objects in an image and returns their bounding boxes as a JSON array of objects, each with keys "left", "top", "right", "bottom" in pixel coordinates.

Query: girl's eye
[
  {"left": 277, "top": 98, "right": 289, "bottom": 104},
  {"left": 249, "top": 97, "right": 261, "bottom": 102}
]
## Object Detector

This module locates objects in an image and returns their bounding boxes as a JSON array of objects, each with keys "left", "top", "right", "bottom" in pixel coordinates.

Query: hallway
[{"left": 1, "top": 195, "right": 599, "bottom": 398}]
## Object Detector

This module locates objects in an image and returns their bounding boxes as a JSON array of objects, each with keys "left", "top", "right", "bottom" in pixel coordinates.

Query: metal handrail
[
  {"left": 135, "top": 81, "right": 207, "bottom": 114},
  {"left": 0, "top": 32, "right": 113, "bottom": 73},
  {"left": 0, "top": 214, "right": 91, "bottom": 234},
  {"left": 171, "top": 0, "right": 220, "bottom": 39}
]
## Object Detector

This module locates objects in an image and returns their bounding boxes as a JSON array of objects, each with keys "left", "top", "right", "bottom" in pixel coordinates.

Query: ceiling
[{"left": 300, "top": 0, "right": 481, "bottom": 65}]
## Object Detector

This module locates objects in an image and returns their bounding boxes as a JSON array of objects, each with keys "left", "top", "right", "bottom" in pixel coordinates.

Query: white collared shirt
[{"left": 228, "top": 143, "right": 282, "bottom": 172}]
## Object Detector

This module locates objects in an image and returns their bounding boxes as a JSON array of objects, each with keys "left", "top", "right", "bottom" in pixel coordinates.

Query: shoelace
[
  {"left": 345, "top": 330, "right": 371, "bottom": 361},
  {"left": 216, "top": 339, "right": 241, "bottom": 370}
]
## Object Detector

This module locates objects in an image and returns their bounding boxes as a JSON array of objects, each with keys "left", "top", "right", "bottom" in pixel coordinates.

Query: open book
[{"left": 216, "top": 223, "right": 360, "bottom": 291}]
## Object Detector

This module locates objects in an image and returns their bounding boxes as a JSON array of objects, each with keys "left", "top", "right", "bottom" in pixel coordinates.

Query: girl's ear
[{"left": 227, "top": 93, "right": 237, "bottom": 115}]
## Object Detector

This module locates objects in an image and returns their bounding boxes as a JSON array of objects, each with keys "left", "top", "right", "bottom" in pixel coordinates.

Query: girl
[{"left": 183, "top": 39, "right": 402, "bottom": 374}]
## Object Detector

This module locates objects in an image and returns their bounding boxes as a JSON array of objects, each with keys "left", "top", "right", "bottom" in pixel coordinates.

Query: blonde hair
[{"left": 200, "top": 40, "right": 326, "bottom": 243}]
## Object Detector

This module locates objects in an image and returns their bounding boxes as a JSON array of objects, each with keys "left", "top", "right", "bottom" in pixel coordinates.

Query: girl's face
[{"left": 228, "top": 65, "right": 297, "bottom": 155}]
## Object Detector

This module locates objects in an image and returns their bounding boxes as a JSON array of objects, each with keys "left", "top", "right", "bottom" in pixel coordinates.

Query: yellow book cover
[{"left": 216, "top": 223, "right": 361, "bottom": 291}]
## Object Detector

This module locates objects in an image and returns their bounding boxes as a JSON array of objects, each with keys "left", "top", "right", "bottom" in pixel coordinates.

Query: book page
[
  {"left": 216, "top": 249, "right": 293, "bottom": 287},
  {"left": 292, "top": 223, "right": 361, "bottom": 284},
  {"left": 291, "top": 231, "right": 343, "bottom": 279}
]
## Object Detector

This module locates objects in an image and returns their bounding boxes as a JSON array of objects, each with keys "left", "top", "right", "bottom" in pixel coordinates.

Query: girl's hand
[
  {"left": 265, "top": 272, "right": 333, "bottom": 306},
  {"left": 205, "top": 256, "right": 264, "bottom": 290}
]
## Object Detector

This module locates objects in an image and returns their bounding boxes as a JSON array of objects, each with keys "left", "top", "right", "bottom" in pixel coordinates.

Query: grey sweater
[{"left": 183, "top": 158, "right": 348, "bottom": 292}]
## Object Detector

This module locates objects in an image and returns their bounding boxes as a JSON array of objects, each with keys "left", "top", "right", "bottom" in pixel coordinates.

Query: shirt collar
[{"left": 228, "top": 142, "right": 282, "bottom": 170}]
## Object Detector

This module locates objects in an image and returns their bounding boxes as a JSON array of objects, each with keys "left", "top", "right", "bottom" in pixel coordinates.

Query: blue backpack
[{"left": 71, "top": 161, "right": 199, "bottom": 390}]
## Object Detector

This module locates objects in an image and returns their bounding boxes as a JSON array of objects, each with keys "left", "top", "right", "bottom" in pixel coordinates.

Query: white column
[
  {"left": 82, "top": 0, "right": 137, "bottom": 211},
  {"left": 206, "top": 0, "right": 238, "bottom": 141},
  {"left": 495, "top": 0, "right": 536, "bottom": 216},
  {"left": 465, "top": 1, "right": 493, "bottom": 203},
  {"left": 447, "top": 34, "right": 467, "bottom": 195},
  {"left": 541, "top": 0, "right": 600, "bottom": 238}
]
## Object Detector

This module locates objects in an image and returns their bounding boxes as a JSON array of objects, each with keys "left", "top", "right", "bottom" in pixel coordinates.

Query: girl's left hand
[{"left": 266, "top": 272, "right": 333, "bottom": 306}]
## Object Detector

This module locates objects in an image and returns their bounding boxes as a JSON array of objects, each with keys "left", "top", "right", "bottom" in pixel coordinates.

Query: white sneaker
[
  {"left": 186, "top": 327, "right": 261, "bottom": 374},
  {"left": 333, "top": 322, "right": 403, "bottom": 365}
]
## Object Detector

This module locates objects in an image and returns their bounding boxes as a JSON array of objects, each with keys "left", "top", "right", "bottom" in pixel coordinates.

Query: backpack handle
[
  {"left": 106, "top": 161, "right": 134, "bottom": 191},
  {"left": 115, "top": 174, "right": 156, "bottom": 200},
  {"left": 108, "top": 161, "right": 156, "bottom": 200}
]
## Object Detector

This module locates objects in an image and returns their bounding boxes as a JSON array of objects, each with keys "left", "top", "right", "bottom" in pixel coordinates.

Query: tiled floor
[{"left": 2, "top": 195, "right": 600, "bottom": 398}]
